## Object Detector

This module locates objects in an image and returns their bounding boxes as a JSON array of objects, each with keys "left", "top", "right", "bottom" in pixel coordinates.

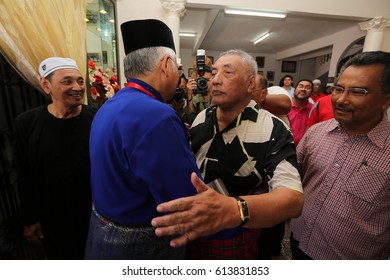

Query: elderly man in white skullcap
[{"left": 13, "top": 57, "right": 96, "bottom": 259}]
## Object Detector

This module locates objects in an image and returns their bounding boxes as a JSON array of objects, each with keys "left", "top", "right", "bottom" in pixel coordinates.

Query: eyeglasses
[
  {"left": 297, "top": 84, "right": 312, "bottom": 90},
  {"left": 331, "top": 86, "right": 381, "bottom": 97}
]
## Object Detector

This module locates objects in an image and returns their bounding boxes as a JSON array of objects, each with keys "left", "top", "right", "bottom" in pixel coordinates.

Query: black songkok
[{"left": 120, "top": 19, "right": 176, "bottom": 54}]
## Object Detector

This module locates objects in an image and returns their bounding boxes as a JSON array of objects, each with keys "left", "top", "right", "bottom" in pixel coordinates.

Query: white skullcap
[
  {"left": 39, "top": 57, "right": 79, "bottom": 78},
  {"left": 312, "top": 79, "right": 321, "bottom": 85},
  {"left": 267, "top": 86, "right": 289, "bottom": 95}
]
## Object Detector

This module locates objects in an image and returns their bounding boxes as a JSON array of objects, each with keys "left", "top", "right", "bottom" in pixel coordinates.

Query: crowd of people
[{"left": 11, "top": 19, "right": 390, "bottom": 260}]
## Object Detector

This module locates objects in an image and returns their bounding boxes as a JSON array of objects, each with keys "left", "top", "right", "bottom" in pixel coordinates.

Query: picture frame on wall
[
  {"left": 266, "top": 71, "right": 275, "bottom": 81},
  {"left": 102, "top": 51, "right": 108, "bottom": 64},
  {"left": 256, "top": 56, "right": 265, "bottom": 68},
  {"left": 281, "top": 61, "right": 296, "bottom": 73},
  {"left": 87, "top": 53, "right": 100, "bottom": 63},
  {"left": 188, "top": 68, "right": 194, "bottom": 77}
]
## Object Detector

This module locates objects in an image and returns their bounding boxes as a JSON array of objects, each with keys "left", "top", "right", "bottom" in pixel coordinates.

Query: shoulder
[
  {"left": 81, "top": 104, "right": 97, "bottom": 117},
  {"left": 15, "top": 105, "right": 47, "bottom": 123},
  {"left": 267, "top": 86, "right": 292, "bottom": 100}
]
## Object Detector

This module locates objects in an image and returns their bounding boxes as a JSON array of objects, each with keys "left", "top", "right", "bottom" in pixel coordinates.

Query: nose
[
  {"left": 72, "top": 81, "right": 84, "bottom": 91},
  {"left": 333, "top": 90, "right": 349, "bottom": 105}
]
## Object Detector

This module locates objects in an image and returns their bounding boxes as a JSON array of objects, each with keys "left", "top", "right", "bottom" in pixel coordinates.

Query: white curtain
[{"left": 0, "top": 0, "right": 87, "bottom": 92}]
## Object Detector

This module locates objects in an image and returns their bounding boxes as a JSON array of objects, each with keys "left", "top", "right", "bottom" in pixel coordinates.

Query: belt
[{"left": 92, "top": 203, "right": 152, "bottom": 228}]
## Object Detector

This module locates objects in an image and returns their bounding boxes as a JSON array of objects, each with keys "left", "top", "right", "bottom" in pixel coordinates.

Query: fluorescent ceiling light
[
  {"left": 253, "top": 32, "right": 270, "bottom": 44},
  {"left": 179, "top": 33, "right": 196, "bottom": 37},
  {"left": 225, "top": 9, "right": 286, "bottom": 18}
]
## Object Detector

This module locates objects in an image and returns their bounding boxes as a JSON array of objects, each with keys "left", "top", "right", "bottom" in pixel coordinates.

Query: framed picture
[
  {"left": 208, "top": 56, "right": 214, "bottom": 64},
  {"left": 282, "top": 61, "right": 296, "bottom": 73},
  {"left": 188, "top": 68, "right": 194, "bottom": 78},
  {"left": 102, "top": 51, "right": 108, "bottom": 64},
  {"left": 87, "top": 52, "right": 100, "bottom": 63},
  {"left": 256, "top": 56, "right": 265, "bottom": 68},
  {"left": 266, "top": 71, "right": 275, "bottom": 81}
]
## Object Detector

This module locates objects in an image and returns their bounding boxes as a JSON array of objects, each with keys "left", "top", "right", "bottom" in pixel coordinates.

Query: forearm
[
  {"left": 262, "top": 95, "right": 291, "bottom": 115},
  {"left": 242, "top": 188, "right": 303, "bottom": 228}
]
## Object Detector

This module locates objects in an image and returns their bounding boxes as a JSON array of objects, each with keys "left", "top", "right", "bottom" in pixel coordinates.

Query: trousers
[{"left": 84, "top": 209, "right": 185, "bottom": 260}]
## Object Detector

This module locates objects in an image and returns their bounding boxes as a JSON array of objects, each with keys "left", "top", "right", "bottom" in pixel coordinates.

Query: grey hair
[
  {"left": 218, "top": 49, "right": 258, "bottom": 78},
  {"left": 123, "top": 46, "right": 176, "bottom": 79}
]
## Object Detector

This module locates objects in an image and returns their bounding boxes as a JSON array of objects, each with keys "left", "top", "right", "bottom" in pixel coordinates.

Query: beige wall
[{"left": 115, "top": 0, "right": 388, "bottom": 85}]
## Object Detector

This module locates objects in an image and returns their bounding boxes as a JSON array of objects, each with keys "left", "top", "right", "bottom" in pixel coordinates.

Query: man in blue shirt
[{"left": 84, "top": 19, "right": 200, "bottom": 260}]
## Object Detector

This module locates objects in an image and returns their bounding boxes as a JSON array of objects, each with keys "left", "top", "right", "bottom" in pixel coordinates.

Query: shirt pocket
[{"left": 344, "top": 164, "right": 390, "bottom": 221}]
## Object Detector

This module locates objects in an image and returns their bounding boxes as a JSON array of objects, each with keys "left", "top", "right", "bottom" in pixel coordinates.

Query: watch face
[
  {"left": 235, "top": 196, "right": 250, "bottom": 223},
  {"left": 241, "top": 201, "right": 250, "bottom": 219}
]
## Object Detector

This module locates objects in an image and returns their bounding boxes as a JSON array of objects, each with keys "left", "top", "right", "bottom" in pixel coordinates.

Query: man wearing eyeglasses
[
  {"left": 290, "top": 51, "right": 390, "bottom": 259},
  {"left": 287, "top": 80, "right": 313, "bottom": 146}
]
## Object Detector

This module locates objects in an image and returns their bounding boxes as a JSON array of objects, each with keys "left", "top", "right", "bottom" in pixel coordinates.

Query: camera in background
[
  {"left": 194, "top": 49, "right": 209, "bottom": 95},
  {"left": 167, "top": 88, "right": 186, "bottom": 104}
]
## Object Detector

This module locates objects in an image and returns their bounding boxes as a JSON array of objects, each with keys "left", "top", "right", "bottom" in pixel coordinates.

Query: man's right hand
[{"left": 24, "top": 223, "right": 44, "bottom": 244}]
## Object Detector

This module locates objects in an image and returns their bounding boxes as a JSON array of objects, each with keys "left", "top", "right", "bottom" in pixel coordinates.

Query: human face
[
  {"left": 178, "top": 76, "right": 187, "bottom": 90},
  {"left": 41, "top": 68, "right": 85, "bottom": 107},
  {"left": 294, "top": 81, "right": 312, "bottom": 101},
  {"left": 211, "top": 54, "right": 254, "bottom": 111},
  {"left": 313, "top": 83, "right": 321, "bottom": 93},
  {"left": 165, "top": 56, "right": 179, "bottom": 101},
  {"left": 283, "top": 77, "right": 293, "bottom": 87},
  {"left": 331, "top": 65, "right": 390, "bottom": 136}
]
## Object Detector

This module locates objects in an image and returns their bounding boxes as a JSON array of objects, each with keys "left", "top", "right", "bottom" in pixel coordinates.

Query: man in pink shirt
[{"left": 288, "top": 79, "right": 313, "bottom": 146}]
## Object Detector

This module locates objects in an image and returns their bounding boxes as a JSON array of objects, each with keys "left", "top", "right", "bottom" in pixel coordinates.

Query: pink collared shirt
[
  {"left": 290, "top": 117, "right": 390, "bottom": 259},
  {"left": 288, "top": 101, "right": 313, "bottom": 146}
]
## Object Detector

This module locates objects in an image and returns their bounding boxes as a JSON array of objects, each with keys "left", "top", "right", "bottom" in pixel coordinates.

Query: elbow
[{"left": 291, "top": 192, "right": 304, "bottom": 218}]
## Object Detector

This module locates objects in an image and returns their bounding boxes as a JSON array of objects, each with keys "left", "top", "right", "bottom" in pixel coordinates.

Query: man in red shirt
[
  {"left": 306, "top": 94, "right": 334, "bottom": 128},
  {"left": 310, "top": 79, "right": 326, "bottom": 103}
]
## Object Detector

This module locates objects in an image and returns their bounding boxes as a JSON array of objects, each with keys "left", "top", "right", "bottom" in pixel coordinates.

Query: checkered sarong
[{"left": 186, "top": 229, "right": 261, "bottom": 259}]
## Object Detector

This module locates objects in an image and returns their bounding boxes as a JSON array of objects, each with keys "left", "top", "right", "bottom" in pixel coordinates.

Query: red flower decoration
[{"left": 88, "top": 60, "right": 121, "bottom": 106}]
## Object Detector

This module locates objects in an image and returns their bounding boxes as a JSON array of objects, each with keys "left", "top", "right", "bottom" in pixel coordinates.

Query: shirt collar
[
  {"left": 327, "top": 115, "right": 390, "bottom": 149},
  {"left": 127, "top": 78, "right": 163, "bottom": 102}
]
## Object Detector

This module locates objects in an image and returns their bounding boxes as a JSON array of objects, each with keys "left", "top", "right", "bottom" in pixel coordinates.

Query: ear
[
  {"left": 247, "top": 74, "right": 256, "bottom": 92},
  {"left": 160, "top": 55, "right": 171, "bottom": 77},
  {"left": 382, "top": 93, "right": 390, "bottom": 112},
  {"left": 39, "top": 77, "right": 52, "bottom": 95}
]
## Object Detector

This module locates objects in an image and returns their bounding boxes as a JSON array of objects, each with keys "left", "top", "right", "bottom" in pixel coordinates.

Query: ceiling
[{"left": 179, "top": 8, "right": 369, "bottom": 57}]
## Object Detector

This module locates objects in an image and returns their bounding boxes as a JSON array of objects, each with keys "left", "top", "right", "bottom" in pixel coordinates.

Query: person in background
[
  {"left": 310, "top": 79, "right": 326, "bottom": 103},
  {"left": 252, "top": 72, "right": 292, "bottom": 259},
  {"left": 152, "top": 49, "right": 304, "bottom": 259},
  {"left": 306, "top": 94, "right": 334, "bottom": 128},
  {"left": 252, "top": 73, "right": 291, "bottom": 127},
  {"left": 184, "top": 56, "right": 213, "bottom": 124},
  {"left": 169, "top": 73, "right": 191, "bottom": 129},
  {"left": 13, "top": 57, "right": 95, "bottom": 259},
  {"left": 84, "top": 19, "right": 200, "bottom": 260},
  {"left": 288, "top": 79, "right": 313, "bottom": 146},
  {"left": 290, "top": 51, "right": 390, "bottom": 259},
  {"left": 279, "top": 75, "right": 295, "bottom": 98},
  {"left": 325, "top": 85, "right": 333, "bottom": 95}
]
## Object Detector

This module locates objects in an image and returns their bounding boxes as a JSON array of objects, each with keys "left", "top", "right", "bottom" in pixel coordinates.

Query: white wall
[{"left": 114, "top": 0, "right": 386, "bottom": 85}]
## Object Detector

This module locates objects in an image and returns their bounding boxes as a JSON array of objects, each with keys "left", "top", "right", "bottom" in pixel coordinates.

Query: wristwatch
[{"left": 234, "top": 196, "right": 250, "bottom": 226}]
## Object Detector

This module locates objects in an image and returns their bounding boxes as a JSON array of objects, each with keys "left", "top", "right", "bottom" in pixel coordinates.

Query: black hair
[
  {"left": 296, "top": 79, "right": 313, "bottom": 89},
  {"left": 342, "top": 51, "right": 390, "bottom": 93},
  {"left": 279, "top": 75, "right": 294, "bottom": 87}
]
